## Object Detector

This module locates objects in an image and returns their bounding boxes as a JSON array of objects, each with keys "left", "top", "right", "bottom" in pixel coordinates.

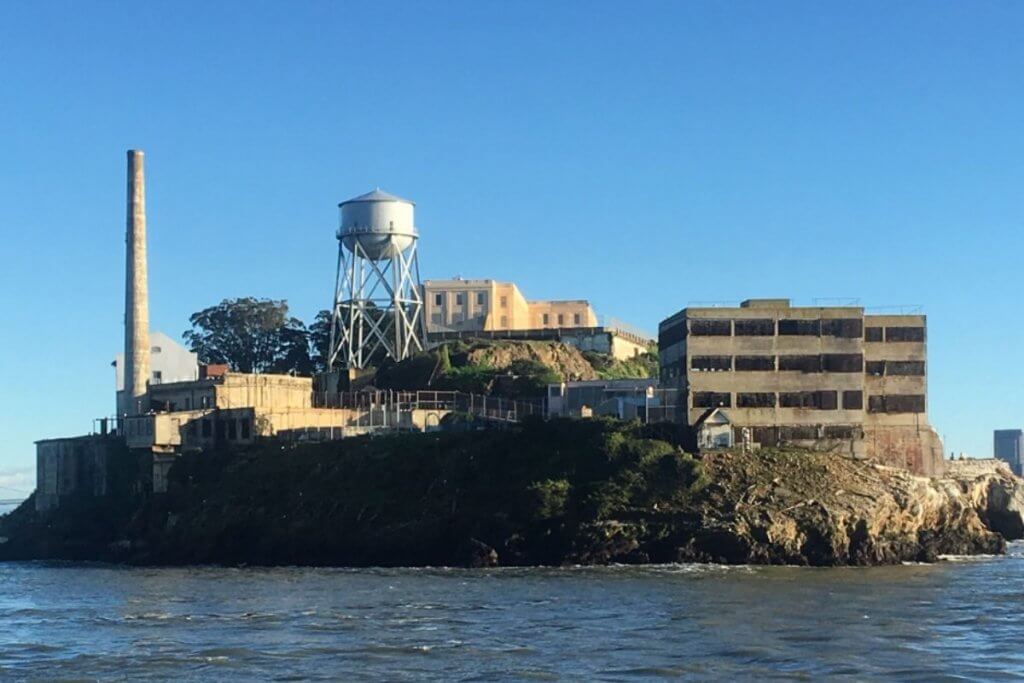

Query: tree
[
  {"left": 183, "top": 298, "right": 313, "bottom": 375},
  {"left": 308, "top": 309, "right": 333, "bottom": 373}
]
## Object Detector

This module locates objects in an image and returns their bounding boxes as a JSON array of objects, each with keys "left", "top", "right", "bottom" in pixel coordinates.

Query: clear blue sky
[{"left": 1, "top": 2, "right": 1022, "bottom": 493}]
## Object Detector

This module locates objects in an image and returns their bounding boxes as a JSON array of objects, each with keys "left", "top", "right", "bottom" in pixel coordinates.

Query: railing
[{"left": 312, "top": 389, "right": 545, "bottom": 422}]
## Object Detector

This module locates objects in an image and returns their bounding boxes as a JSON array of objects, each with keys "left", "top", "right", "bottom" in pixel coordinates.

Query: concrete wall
[{"left": 35, "top": 436, "right": 116, "bottom": 512}]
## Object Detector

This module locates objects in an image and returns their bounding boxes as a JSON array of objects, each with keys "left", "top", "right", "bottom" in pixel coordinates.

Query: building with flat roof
[
  {"left": 422, "top": 278, "right": 597, "bottom": 333},
  {"left": 422, "top": 278, "right": 652, "bottom": 360},
  {"left": 658, "top": 299, "right": 942, "bottom": 476},
  {"left": 994, "top": 429, "right": 1024, "bottom": 476}
]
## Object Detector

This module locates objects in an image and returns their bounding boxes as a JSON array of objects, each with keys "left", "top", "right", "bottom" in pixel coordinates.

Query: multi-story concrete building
[
  {"left": 422, "top": 278, "right": 597, "bottom": 333},
  {"left": 994, "top": 429, "right": 1024, "bottom": 476},
  {"left": 659, "top": 299, "right": 943, "bottom": 476}
]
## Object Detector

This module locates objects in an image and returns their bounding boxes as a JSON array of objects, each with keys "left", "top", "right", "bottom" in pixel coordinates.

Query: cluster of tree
[{"left": 183, "top": 298, "right": 334, "bottom": 375}]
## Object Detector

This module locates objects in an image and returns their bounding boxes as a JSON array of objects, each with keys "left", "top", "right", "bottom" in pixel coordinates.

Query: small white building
[{"left": 113, "top": 331, "right": 198, "bottom": 416}]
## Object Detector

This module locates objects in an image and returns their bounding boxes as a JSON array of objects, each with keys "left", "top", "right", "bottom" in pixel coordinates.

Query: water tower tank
[{"left": 338, "top": 189, "right": 416, "bottom": 260}]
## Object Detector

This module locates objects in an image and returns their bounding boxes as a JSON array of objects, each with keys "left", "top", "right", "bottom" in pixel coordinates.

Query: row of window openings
[
  {"left": 661, "top": 319, "right": 925, "bottom": 345},
  {"left": 689, "top": 355, "right": 925, "bottom": 375},
  {"left": 432, "top": 312, "right": 582, "bottom": 327},
  {"left": 187, "top": 417, "right": 251, "bottom": 440},
  {"left": 433, "top": 292, "right": 504, "bottom": 307},
  {"left": 693, "top": 391, "right": 925, "bottom": 413}
]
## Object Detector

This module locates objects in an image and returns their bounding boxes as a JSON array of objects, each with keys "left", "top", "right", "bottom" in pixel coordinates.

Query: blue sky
[{"left": 1, "top": 1, "right": 1022, "bottom": 493}]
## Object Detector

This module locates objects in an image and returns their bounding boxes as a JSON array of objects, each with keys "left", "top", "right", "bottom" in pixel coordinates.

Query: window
[
  {"left": 691, "top": 356, "right": 732, "bottom": 372},
  {"left": 227, "top": 419, "right": 237, "bottom": 440},
  {"left": 574, "top": 313, "right": 581, "bottom": 325},
  {"left": 151, "top": 346, "right": 162, "bottom": 353},
  {"left": 500, "top": 296, "right": 507, "bottom": 308},
  {"left": 557, "top": 314, "right": 564, "bottom": 326},
  {"left": 737, "top": 392, "right": 776, "bottom": 408},
  {"left": 240, "top": 419, "right": 250, "bottom": 440},
  {"left": 476, "top": 292, "right": 486, "bottom": 306},
  {"left": 822, "top": 354, "right": 863, "bottom": 372},
  {"left": 200, "top": 395, "right": 210, "bottom": 408},
  {"left": 500, "top": 315, "right": 508, "bottom": 327},
  {"left": 542, "top": 313, "right": 549, "bottom": 325},
  {"left": 151, "top": 370, "right": 163, "bottom": 383},
  {"left": 865, "top": 327, "right": 883, "bottom": 342},
  {"left": 868, "top": 394, "right": 926, "bottom": 413},
  {"left": 693, "top": 392, "right": 731, "bottom": 408},
  {"left": 824, "top": 425, "right": 858, "bottom": 439},
  {"left": 734, "top": 319, "right": 775, "bottom": 336},
  {"left": 434, "top": 293, "right": 443, "bottom": 306},
  {"left": 779, "top": 392, "right": 817, "bottom": 408},
  {"left": 886, "top": 361, "right": 925, "bottom": 376},
  {"left": 778, "top": 319, "right": 821, "bottom": 336},
  {"left": 780, "top": 425, "right": 819, "bottom": 440},
  {"left": 735, "top": 355, "right": 775, "bottom": 371},
  {"left": 690, "top": 319, "right": 731, "bottom": 336},
  {"left": 821, "top": 318, "right": 863, "bottom": 338},
  {"left": 842, "top": 390, "right": 863, "bottom": 410},
  {"left": 865, "top": 361, "right": 886, "bottom": 376},
  {"left": 778, "top": 355, "right": 822, "bottom": 373},
  {"left": 885, "top": 327, "right": 925, "bottom": 342},
  {"left": 455, "top": 293, "right": 464, "bottom": 306},
  {"left": 779, "top": 391, "right": 835, "bottom": 409}
]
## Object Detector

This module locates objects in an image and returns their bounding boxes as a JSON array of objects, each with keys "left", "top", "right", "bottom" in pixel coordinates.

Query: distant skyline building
[{"left": 994, "top": 430, "right": 1024, "bottom": 476}]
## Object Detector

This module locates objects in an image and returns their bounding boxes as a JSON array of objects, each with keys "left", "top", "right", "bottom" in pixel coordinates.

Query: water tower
[{"left": 328, "top": 189, "right": 426, "bottom": 370}]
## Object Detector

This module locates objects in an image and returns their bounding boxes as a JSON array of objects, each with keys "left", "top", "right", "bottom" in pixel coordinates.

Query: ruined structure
[{"left": 659, "top": 299, "right": 943, "bottom": 476}]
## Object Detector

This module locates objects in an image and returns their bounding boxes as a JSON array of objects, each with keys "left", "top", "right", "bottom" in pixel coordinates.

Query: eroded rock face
[{"left": 641, "top": 451, "right": 1021, "bottom": 566}]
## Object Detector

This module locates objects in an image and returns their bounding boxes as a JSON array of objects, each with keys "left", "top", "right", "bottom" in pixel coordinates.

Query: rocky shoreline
[{"left": 2, "top": 419, "right": 1022, "bottom": 567}]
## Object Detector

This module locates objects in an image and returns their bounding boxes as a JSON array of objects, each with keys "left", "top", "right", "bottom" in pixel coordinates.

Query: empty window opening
[
  {"left": 690, "top": 319, "right": 732, "bottom": 336},
  {"left": 691, "top": 355, "right": 732, "bottom": 372},
  {"left": 735, "top": 355, "right": 775, "bottom": 371},
  {"left": 434, "top": 293, "right": 443, "bottom": 306},
  {"left": 865, "top": 327, "right": 883, "bottom": 342},
  {"left": 886, "top": 360, "right": 925, "bottom": 376},
  {"left": 557, "top": 314, "right": 564, "bottom": 326},
  {"left": 824, "top": 425, "right": 858, "bottom": 439},
  {"left": 868, "top": 394, "right": 926, "bottom": 413},
  {"left": 778, "top": 319, "right": 821, "bottom": 336},
  {"left": 542, "top": 313, "right": 549, "bottom": 325},
  {"left": 693, "top": 392, "right": 731, "bottom": 408},
  {"left": 822, "top": 353, "right": 863, "bottom": 373},
  {"left": 574, "top": 313, "right": 581, "bottom": 325},
  {"left": 455, "top": 293, "right": 464, "bottom": 306},
  {"left": 865, "top": 361, "right": 886, "bottom": 376},
  {"left": 842, "top": 390, "right": 864, "bottom": 410},
  {"left": 734, "top": 319, "right": 775, "bottom": 336},
  {"left": 737, "top": 392, "right": 776, "bottom": 408},
  {"left": 821, "top": 318, "right": 864, "bottom": 338},
  {"left": 476, "top": 292, "right": 486, "bottom": 306},
  {"left": 885, "top": 327, "right": 925, "bottom": 342},
  {"left": 778, "top": 355, "right": 822, "bottom": 373},
  {"left": 780, "top": 425, "right": 819, "bottom": 441}
]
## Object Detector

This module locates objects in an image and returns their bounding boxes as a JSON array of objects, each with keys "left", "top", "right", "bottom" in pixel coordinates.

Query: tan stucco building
[
  {"left": 659, "top": 299, "right": 943, "bottom": 476},
  {"left": 422, "top": 279, "right": 597, "bottom": 333}
]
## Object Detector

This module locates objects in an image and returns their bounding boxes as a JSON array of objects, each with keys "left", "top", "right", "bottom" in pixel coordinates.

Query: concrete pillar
[{"left": 124, "top": 150, "right": 150, "bottom": 416}]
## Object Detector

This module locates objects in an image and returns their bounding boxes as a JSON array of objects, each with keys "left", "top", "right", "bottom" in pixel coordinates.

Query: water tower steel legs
[{"left": 328, "top": 239, "right": 425, "bottom": 370}]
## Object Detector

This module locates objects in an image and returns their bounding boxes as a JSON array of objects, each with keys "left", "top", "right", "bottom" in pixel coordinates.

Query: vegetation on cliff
[{"left": 3, "top": 419, "right": 1022, "bottom": 567}]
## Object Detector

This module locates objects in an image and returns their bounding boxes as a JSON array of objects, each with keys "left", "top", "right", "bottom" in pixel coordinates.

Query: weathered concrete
[{"left": 123, "top": 150, "right": 150, "bottom": 416}]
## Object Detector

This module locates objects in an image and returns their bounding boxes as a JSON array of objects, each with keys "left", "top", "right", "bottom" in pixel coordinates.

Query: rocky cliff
[{"left": 2, "top": 420, "right": 1021, "bottom": 567}]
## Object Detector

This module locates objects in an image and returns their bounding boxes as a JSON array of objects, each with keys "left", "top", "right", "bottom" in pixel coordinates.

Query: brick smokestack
[{"left": 123, "top": 150, "right": 150, "bottom": 416}]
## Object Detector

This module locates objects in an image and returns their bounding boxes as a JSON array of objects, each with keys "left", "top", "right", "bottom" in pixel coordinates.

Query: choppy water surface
[{"left": 2, "top": 546, "right": 1023, "bottom": 680}]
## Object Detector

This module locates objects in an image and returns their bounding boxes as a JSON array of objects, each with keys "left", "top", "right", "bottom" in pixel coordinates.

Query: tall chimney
[{"left": 124, "top": 150, "right": 150, "bottom": 416}]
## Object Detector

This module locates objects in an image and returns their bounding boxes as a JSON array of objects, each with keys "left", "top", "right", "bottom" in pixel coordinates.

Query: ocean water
[{"left": 1, "top": 546, "right": 1023, "bottom": 680}]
